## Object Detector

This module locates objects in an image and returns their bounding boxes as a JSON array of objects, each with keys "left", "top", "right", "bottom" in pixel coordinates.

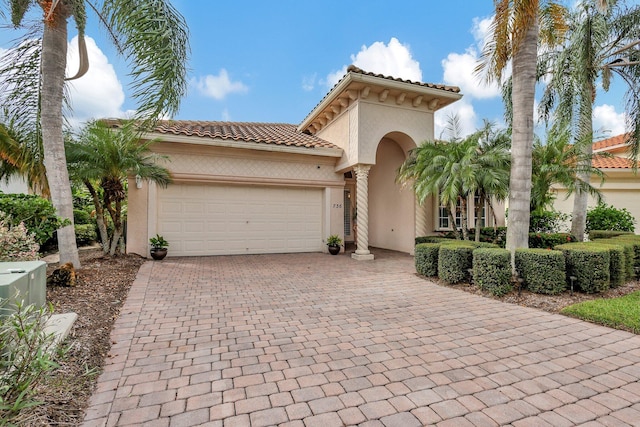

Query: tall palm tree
[
  {"left": 0, "top": 0, "right": 189, "bottom": 266},
  {"left": 538, "top": 0, "right": 640, "bottom": 241},
  {"left": 66, "top": 120, "right": 171, "bottom": 255},
  {"left": 478, "top": 0, "right": 567, "bottom": 265}
]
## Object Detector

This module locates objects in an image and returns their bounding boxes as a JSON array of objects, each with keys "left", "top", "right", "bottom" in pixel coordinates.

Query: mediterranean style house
[
  {"left": 552, "top": 133, "right": 640, "bottom": 232},
  {"left": 127, "top": 65, "right": 505, "bottom": 259}
]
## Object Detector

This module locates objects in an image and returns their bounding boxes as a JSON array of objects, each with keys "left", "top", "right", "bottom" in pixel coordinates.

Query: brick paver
[{"left": 82, "top": 250, "right": 640, "bottom": 426}]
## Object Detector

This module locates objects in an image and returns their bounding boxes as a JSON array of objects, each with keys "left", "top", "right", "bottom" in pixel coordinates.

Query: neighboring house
[
  {"left": 127, "top": 66, "right": 501, "bottom": 259},
  {"left": 552, "top": 133, "right": 640, "bottom": 232}
]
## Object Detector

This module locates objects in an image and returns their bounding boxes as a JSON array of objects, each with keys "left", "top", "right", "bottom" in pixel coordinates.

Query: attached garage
[{"left": 156, "top": 183, "right": 323, "bottom": 256}]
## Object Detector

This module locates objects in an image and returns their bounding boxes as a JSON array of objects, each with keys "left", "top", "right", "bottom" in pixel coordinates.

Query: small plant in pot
[
  {"left": 326, "top": 234, "right": 342, "bottom": 255},
  {"left": 149, "top": 234, "right": 169, "bottom": 260}
]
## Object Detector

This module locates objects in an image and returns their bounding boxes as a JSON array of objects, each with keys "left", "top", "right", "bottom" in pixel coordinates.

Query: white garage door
[{"left": 156, "top": 184, "right": 323, "bottom": 256}]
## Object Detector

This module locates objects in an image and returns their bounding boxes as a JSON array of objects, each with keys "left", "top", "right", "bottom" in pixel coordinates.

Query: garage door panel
[{"left": 157, "top": 184, "right": 323, "bottom": 256}]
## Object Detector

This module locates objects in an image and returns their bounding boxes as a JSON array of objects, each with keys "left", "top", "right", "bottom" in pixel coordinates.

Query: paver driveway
[{"left": 82, "top": 250, "right": 640, "bottom": 427}]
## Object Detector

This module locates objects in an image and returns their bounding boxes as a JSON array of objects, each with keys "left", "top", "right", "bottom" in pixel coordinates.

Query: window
[
  {"left": 474, "top": 193, "right": 487, "bottom": 227},
  {"left": 438, "top": 199, "right": 462, "bottom": 230}
]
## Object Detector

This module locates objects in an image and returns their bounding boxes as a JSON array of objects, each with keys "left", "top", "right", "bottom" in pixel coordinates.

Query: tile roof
[
  {"left": 345, "top": 65, "right": 461, "bottom": 93},
  {"left": 152, "top": 121, "right": 339, "bottom": 150},
  {"left": 592, "top": 155, "right": 636, "bottom": 169},
  {"left": 592, "top": 133, "right": 630, "bottom": 151}
]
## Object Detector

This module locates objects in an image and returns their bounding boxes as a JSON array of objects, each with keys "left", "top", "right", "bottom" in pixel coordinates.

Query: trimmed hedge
[
  {"left": 611, "top": 235, "right": 640, "bottom": 277},
  {"left": 589, "top": 230, "right": 634, "bottom": 240},
  {"left": 438, "top": 242, "right": 475, "bottom": 284},
  {"left": 515, "top": 249, "right": 566, "bottom": 295},
  {"left": 415, "top": 236, "right": 453, "bottom": 244},
  {"left": 594, "top": 243, "right": 626, "bottom": 288},
  {"left": 596, "top": 239, "right": 635, "bottom": 281},
  {"left": 555, "top": 243, "right": 610, "bottom": 294},
  {"left": 415, "top": 243, "right": 440, "bottom": 277},
  {"left": 529, "top": 232, "right": 577, "bottom": 249},
  {"left": 473, "top": 248, "right": 512, "bottom": 296}
]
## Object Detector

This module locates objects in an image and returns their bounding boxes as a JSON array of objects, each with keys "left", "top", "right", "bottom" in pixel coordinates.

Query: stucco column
[{"left": 352, "top": 164, "right": 375, "bottom": 261}]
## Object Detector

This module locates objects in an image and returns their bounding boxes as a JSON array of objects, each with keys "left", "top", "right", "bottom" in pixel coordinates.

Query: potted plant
[
  {"left": 326, "top": 234, "right": 342, "bottom": 255},
  {"left": 149, "top": 234, "right": 169, "bottom": 260}
]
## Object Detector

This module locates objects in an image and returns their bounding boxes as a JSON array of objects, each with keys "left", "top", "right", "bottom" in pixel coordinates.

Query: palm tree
[
  {"left": 530, "top": 126, "right": 606, "bottom": 214},
  {"left": 66, "top": 120, "right": 171, "bottom": 255},
  {"left": 538, "top": 0, "right": 640, "bottom": 241},
  {"left": 0, "top": 122, "right": 49, "bottom": 196},
  {"left": 478, "top": 0, "right": 567, "bottom": 264},
  {"left": 397, "top": 121, "right": 510, "bottom": 241},
  {"left": 1, "top": 1, "right": 189, "bottom": 266}
]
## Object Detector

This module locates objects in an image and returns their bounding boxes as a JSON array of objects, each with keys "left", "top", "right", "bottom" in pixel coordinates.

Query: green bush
[
  {"left": 0, "top": 193, "right": 67, "bottom": 245},
  {"left": 611, "top": 235, "right": 640, "bottom": 277},
  {"left": 592, "top": 243, "right": 626, "bottom": 288},
  {"left": 555, "top": 243, "right": 610, "bottom": 294},
  {"left": 438, "top": 242, "right": 475, "bottom": 284},
  {"left": 0, "top": 212, "right": 40, "bottom": 261},
  {"left": 586, "top": 203, "right": 636, "bottom": 232},
  {"left": 0, "top": 302, "right": 61, "bottom": 422},
  {"left": 439, "top": 227, "right": 508, "bottom": 247},
  {"left": 415, "top": 236, "right": 453, "bottom": 244},
  {"left": 596, "top": 239, "right": 635, "bottom": 281},
  {"left": 515, "top": 249, "right": 566, "bottom": 295},
  {"left": 75, "top": 224, "right": 97, "bottom": 246},
  {"left": 529, "top": 232, "right": 577, "bottom": 249},
  {"left": 473, "top": 248, "right": 512, "bottom": 296},
  {"left": 73, "top": 208, "right": 92, "bottom": 225},
  {"left": 589, "top": 230, "right": 634, "bottom": 240},
  {"left": 415, "top": 243, "right": 440, "bottom": 276},
  {"left": 530, "top": 209, "right": 570, "bottom": 233}
]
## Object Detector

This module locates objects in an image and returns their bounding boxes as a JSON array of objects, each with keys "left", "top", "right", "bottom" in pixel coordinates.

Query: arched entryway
[{"left": 368, "top": 132, "right": 417, "bottom": 254}]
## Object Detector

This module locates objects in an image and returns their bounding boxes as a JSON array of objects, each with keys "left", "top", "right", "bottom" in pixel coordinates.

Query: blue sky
[{"left": 0, "top": 0, "right": 635, "bottom": 138}]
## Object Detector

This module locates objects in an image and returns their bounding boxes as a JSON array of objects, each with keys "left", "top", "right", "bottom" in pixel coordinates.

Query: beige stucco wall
[
  {"left": 127, "top": 141, "right": 345, "bottom": 257},
  {"left": 369, "top": 138, "right": 415, "bottom": 253},
  {"left": 553, "top": 171, "right": 640, "bottom": 235}
]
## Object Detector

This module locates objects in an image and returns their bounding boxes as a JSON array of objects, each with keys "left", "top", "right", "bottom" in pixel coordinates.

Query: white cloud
[
  {"left": 302, "top": 73, "right": 316, "bottom": 91},
  {"left": 441, "top": 16, "right": 502, "bottom": 99},
  {"left": 193, "top": 69, "right": 248, "bottom": 100},
  {"left": 434, "top": 99, "right": 478, "bottom": 139},
  {"left": 325, "top": 38, "right": 422, "bottom": 87},
  {"left": 593, "top": 104, "right": 626, "bottom": 137},
  {"left": 65, "top": 36, "right": 128, "bottom": 128}
]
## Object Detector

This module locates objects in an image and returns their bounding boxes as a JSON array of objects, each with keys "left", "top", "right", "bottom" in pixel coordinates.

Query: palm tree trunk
[
  {"left": 41, "top": 4, "right": 80, "bottom": 267},
  {"left": 109, "top": 198, "right": 123, "bottom": 255},
  {"left": 475, "top": 195, "right": 485, "bottom": 242},
  {"left": 571, "top": 82, "right": 594, "bottom": 241},
  {"left": 505, "top": 15, "right": 538, "bottom": 267},
  {"left": 460, "top": 196, "right": 469, "bottom": 240},
  {"left": 447, "top": 203, "right": 460, "bottom": 239},
  {"left": 84, "top": 181, "right": 110, "bottom": 254}
]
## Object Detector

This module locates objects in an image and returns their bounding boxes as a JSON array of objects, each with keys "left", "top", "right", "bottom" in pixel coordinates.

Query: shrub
[
  {"left": 555, "top": 243, "right": 610, "bottom": 293},
  {"left": 529, "top": 232, "right": 576, "bottom": 249},
  {"left": 586, "top": 203, "right": 635, "bottom": 232},
  {"left": 515, "top": 249, "right": 566, "bottom": 295},
  {"left": 473, "top": 248, "right": 512, "bottom": 296},
  {"left": 415, "top": 243, "right": 440, "bottom": 277},
  {"left": 0, "top": 212, "right": 40, "bottom": 261},
  {"left": 530, "top": 209, "right": 570, "bottom": 233},
  {"left": 0, "top": 193, "right": 67, "bottom": 245},
  {"left": 73, "top": 208, "right": 92, "bottom": 225},
  {"left": 611, "top": 235, "right": 640, "bottom": 277},
  {"left": 589, "top": 230, "right": 634, "bottom": 240},
  {"left": 0, "top": 302, "right": 61, "bottom": 422},
  {"left": 596, "top": 239, "right": 635, "bottom": 281},
  {"left": 591, "top": 243, "right": 626, "bottom": 288},
  {"left": 415, "top": 236, "right": 453, "bottom": 245},
  {"left": 438, "top": 242, "right": 475, "bottom": 284},
  {"left": 75, "top": 224, "right": 97, "bottom": 246}
]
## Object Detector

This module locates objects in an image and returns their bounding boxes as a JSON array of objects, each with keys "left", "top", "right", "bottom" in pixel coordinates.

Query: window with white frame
[{"left": 438, "top": 198, "right": 462, "bottom": 230}]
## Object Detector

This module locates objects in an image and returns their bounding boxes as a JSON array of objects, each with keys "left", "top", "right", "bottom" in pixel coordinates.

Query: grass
[{"left": 561, "top": 291, "right": 640, "bottom": 333}]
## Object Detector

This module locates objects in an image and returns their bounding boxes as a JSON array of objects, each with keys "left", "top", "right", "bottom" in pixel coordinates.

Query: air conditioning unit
[{"left": 0, "top": 261, "right": 47, "bottom": 316}]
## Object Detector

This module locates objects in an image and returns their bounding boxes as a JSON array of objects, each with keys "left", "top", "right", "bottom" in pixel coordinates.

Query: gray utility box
[{"left": 0, "top": 261, "right": 47, "bottom": 315}]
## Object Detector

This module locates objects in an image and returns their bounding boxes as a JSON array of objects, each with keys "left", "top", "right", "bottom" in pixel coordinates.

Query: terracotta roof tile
[
  {"left": 153, "top": 121, "right": 339, "bottom": 150},
  {"left": 345, "top": 65, "right": 461, "bottom": 93},
  {"left": 592, "top": 133, "right": 630, "bottom": 151},
  {"left": 592, "top": 156, "right": 636, "bottom": 169}
]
